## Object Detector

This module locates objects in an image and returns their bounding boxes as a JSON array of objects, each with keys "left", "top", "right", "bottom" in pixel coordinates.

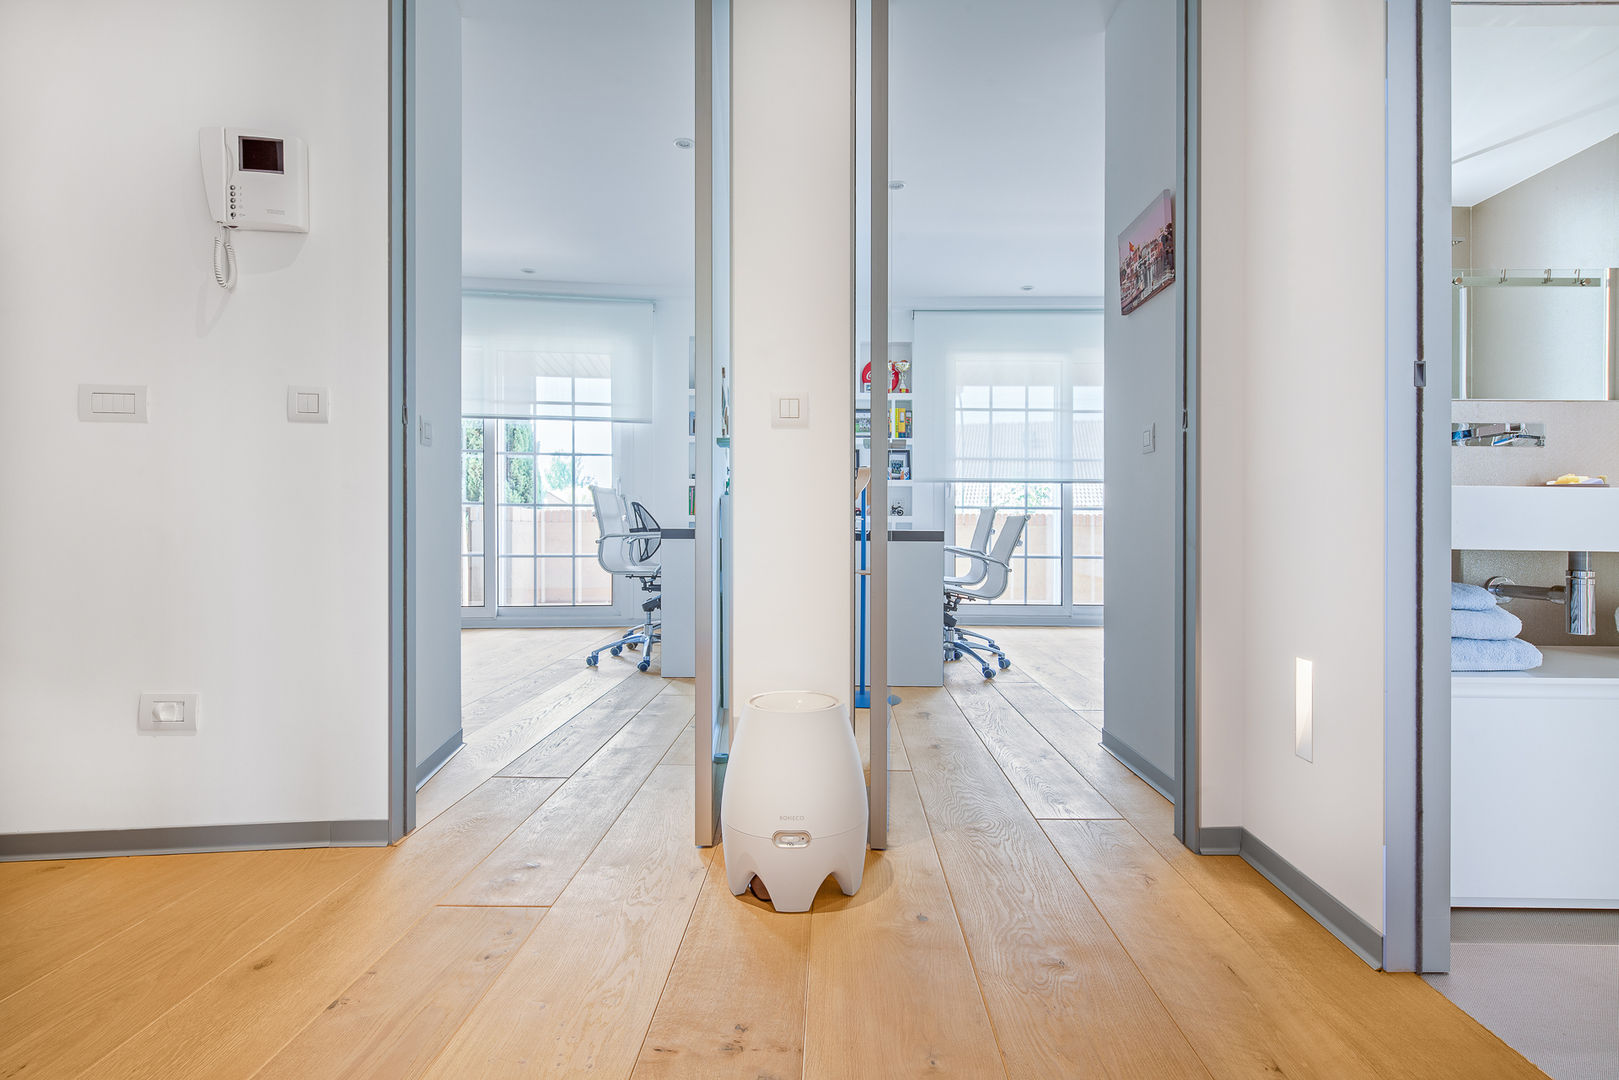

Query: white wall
[
  {"left": 730, "top": 0, "right": 853, "bottom": 705},
  {"left": 0, "top": 0, "right": 390, "bottom": 833},
  {"left": 413, "top": 0, "right": 464, "bottom": 774},
  {"left": 1102, "top": 0, "right": 1180, "bottom": 783},
  {"left": 1199, "top": 0, "right": 1388, "bottom": 931}
]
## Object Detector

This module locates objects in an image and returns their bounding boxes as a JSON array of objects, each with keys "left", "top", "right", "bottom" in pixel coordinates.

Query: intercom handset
[{"left": 199, "top": 127, "right": 309, "bottom": 289}]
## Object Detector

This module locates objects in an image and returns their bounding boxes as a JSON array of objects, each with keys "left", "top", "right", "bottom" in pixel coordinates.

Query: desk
[{"left": 860, "top": 530, "right": 944, "bottom": 688}]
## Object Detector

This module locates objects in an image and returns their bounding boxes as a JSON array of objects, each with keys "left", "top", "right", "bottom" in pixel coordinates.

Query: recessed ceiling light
[
  {"left": 1020, "top": 284, "right": 1034, "bottom": 291},
  {"left": 674, "top": 138, "right": 694, "bottom": 149},
  {"left": 520, "top": 268, "right": 536, "bottom": 274},
  {"left": 888, "top": 179, "right": 906, "bottom": 190}
]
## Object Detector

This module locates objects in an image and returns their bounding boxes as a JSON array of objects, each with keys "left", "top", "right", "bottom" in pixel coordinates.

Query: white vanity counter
[{"left": 1452, "top": 646, "right": 1619, "bottom": 909}]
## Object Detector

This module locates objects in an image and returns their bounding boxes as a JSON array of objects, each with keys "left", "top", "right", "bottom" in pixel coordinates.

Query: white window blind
[
  {"left": 461, "top": 295, "right": 655, "bottom": 422},
  {"left": 912, "top": 310, "right": 1103, "bottom": 482}
]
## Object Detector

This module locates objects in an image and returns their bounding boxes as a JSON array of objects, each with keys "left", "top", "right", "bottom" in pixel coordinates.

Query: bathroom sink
[{"left": 1452, "top": 485, "right": 1619, "bottom": 551}]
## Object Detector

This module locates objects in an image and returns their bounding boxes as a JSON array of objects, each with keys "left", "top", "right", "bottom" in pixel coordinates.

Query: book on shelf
[{"left": 891, "top": 404, "right": 912, "bottom": 439}]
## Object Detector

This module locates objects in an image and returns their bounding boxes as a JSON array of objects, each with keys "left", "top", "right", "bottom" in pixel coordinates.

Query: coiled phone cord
[{"left": 213, "top": 224, "right": 237, "bottom": 290}]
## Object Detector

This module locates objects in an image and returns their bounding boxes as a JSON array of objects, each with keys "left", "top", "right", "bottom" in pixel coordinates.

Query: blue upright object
[{"left": 855, "top": 489, "right": 870, "bottom": 710}]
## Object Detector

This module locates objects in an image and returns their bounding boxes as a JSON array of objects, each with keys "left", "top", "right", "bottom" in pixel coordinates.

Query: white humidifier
[{"left": 721, "top": 690, "right": 867, "bottom": 912}]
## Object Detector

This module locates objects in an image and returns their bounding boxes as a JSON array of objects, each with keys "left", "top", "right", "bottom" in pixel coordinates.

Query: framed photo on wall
[
  {"left": 1119, "top": 189, "right": 1176, "bottom": 315},
  {"left": 887, "top": 448, "right": 911, "bottom": 481}
]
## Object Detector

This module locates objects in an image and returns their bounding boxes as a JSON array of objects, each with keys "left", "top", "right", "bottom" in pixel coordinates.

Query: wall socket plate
[{"left": 138, "top": 692, "right": 198, "bottom": 734}]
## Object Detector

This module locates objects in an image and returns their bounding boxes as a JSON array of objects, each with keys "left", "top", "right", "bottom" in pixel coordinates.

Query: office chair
[
  {"left": 945, "top": 505, "right": 996, "bottom": 588},
  {"left": 943, "top": 513, "right": 1028, "bottom": 679},
  {"left": 585, "top": 485, "right": 662, "bottom": 673}
]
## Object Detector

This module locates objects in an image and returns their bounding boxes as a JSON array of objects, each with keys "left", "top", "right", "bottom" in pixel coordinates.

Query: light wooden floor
[{"left": 0, "top": 627, "right": 1548, "bottom": 1079}]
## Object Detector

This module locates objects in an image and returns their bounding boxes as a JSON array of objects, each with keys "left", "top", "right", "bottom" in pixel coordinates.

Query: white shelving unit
[{"left": 856, "top": 390, "right": 913, "bottom": 523}]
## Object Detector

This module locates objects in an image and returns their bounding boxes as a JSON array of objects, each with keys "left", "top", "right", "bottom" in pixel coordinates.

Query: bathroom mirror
[
  {"left": 1450, "top": 3, "right": 1619, "bottom": 401},
  {"left": 1451, "top": 269, "right": 1616, "bottom": 401}
]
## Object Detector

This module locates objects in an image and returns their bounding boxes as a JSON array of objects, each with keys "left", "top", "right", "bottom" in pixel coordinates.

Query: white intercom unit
[{"left": 199, "top": 127, "right": 308, "bottom": 288}]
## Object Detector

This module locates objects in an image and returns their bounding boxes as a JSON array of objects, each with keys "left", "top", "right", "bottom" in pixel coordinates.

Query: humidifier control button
[{"left": 772, "top": 831, "right": 811, "bottom": 848}]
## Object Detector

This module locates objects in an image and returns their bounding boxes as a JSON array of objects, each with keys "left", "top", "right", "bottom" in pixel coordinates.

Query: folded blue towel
[
  {"left": 1451, "top": 636, "right": 1542, "bottom": 672},
  {"left": 1452, "top": 582, "right": 1497, "bottom": 611},
  {"left": 1451, "top": 605, "right": 1522, "bottom": 640}
]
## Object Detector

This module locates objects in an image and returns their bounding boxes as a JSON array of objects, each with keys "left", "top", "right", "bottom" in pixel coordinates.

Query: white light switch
[
  {"left": 771, "top": 392, "right": 808, "bottom": 428},
  {"left": 287, "top": 386, "right": 330, "bottom": 424},
  {"left": 138, "top": 692, "right": 198, "bottom": 734},
  {"left": 419, "top": 417, "right": 434, "bottom": 446},
  {"left": 78, "top": 385, "right": 148, "bottom": 423},
  {"left": 1141, "top": 422, "right": 1156, "bottom": 454}
]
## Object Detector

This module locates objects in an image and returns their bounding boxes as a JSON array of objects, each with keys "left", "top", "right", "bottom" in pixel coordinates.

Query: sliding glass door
[{"left": 459, "top": 293, "right": 654, "bottom": 627}]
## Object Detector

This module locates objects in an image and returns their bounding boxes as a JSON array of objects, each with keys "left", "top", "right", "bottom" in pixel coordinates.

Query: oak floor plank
[
  {"left": 498, "top": 673, "right": 666, "bottom": 778},
  {"left": 660, "top": 721, "right": 695, "bottom": 767},
  {"left": 442, "top": 689, "right": 692, "bottom": 906},
  {"left": 460, "top": 653, "right": 586, "bottom": 736},
  {"left": 803, "top": 770, "right": 1005, "bottom": 1080},
  {"left": 0, "top": 847, "right": 378, "bottom": 1079},
  {"left": 420, "top": 766, "right": 713, "bottom": 1080},
  {"left": 1042, "top": 818, "right": 1386, "bottom": 1079},
  {"left": 0, "top": 850, "right": 249, "bottom": 1000},
  {"left": 987, "top": 627, "right": 1104, "bottom": 711},
  {"left": 459, "top": 630, "right": 553, "bottom": 706},
  {"left": 0, "top": 858, "right": 98, "bottom": 906},
  {"left": 946, "top": 678, "right": 1116, "bottom": 819},
  {"left": 78, "top": 778, "right": 564, "bottom": 1080},
  {"left": 854, "top": 707, "right": 911, "bottom": 772},
  {"left": 632, "top": 844, "right": 810, "bottom": 1080},
  {"left": 1156, "top": 854, "right": 1550, "bottom": 1080},
  {"left": 897, "top": 686, "right": 1211, "bottom": 1079},
  {"left": 418, "top": 665, "right": 632, "bottom": 826},
  {"left": 251, "top": 905, "right": 545, "bottom": 1080},
  {"left": 989, "top": 669, "right": 1175, "bottom": 840}
]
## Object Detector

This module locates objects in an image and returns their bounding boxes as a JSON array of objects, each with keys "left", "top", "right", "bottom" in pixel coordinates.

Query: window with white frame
[
  {"left": 460, "top": 295, "right": 654, "bottom": 619},
  {"left": 916, "top": 310, "right": 1103, "bottom": 613}
]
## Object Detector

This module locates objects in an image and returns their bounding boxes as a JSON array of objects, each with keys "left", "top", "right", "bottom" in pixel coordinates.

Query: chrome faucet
[
  {"left": 1451, "top": 421, "right": 1546, "bottom": 447},
  {"left": 1487, "top": 551, "right": 1597, "bottom": 636}
]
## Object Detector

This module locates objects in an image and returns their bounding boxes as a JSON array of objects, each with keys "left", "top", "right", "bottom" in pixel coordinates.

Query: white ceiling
[
  {"left": 461, "top": 0, "right": 1113, "bottom": 298},
  {"left": 461, "top": 0, "right": 697, "bottom": 287},
  {"left": 1451, "top": 4, "right": 1619, "bottom": 207}
]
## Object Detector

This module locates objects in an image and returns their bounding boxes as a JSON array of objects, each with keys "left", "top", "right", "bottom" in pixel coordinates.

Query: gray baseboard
[
  {"left": 1237, "top": 828, "right": 1384, "bottom": 969},
  {"left": 415, "top": 729, "right": 465, "bottom": 789},
  {"left": 1194, "top": 825, "right": 1243, "bottom": 855},
  {"left": 0, "top": 819, "right": 391, "bottom": 862},
  {"left": 1099, "top": 729, "right": 1176, "bottom": 800}
]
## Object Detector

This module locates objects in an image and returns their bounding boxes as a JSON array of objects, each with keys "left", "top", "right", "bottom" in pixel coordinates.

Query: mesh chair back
[
  {"left": 629, "top": 501, "right": 662, "bottom": 564},
  {"left": 965, "top": 505, "right": 995, "bottom": 555},
  {"left": 959, "top": 513, "right": 1028, "bottom": 601},
  {"left": 590, "top": 484, "right": 634, "bottom": 575}
]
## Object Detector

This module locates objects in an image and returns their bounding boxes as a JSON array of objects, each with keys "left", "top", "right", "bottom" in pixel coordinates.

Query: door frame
[
  {"left": 1383, "top": 0, "right": 1453, "bottom": 974},
  {"left": 387, "top": 0, "right": 412, "bottom": 842}
]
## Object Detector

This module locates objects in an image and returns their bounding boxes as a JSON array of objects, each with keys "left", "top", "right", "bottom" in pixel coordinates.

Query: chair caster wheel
[
  {"left": 981, "top": 666, "right": 996, "bottom": 679},
  {"left": 637, "top": 659, "right": 651, "bottom": 672},
  {"left": 611, "top": 646, "right": 623, "bottom": 657},
  {"left": 627, "top": 642, "right": 640, "bottom": 651},
  {"left": 586, "top": 655, "right": 599, "bottom": 667},
  {"left": 998, "top": 658, "right": 1011, "bottom": 670}
]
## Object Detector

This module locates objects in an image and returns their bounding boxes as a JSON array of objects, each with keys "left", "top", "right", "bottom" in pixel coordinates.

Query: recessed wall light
[
  {"left": 888, "top": 179, "right": 906, "bottom": 190},
  {"left": 1020, "top": 284, "right": 1035, "bottom": 291},
  {"left": 674, "top": 138, "right": 694, "bottom": 149},
  {"left": 520, "top": 268, "right": 536, "bottom": 274}
]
